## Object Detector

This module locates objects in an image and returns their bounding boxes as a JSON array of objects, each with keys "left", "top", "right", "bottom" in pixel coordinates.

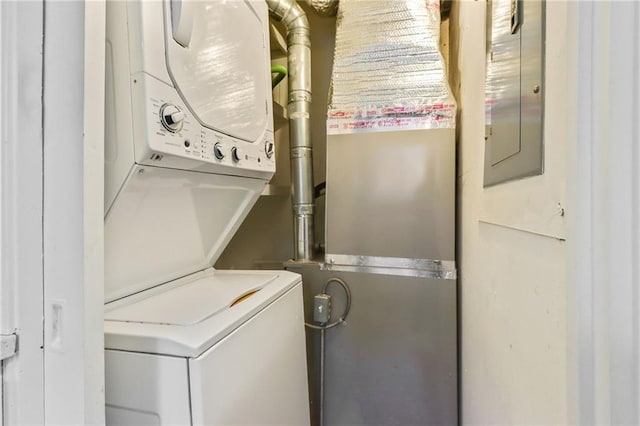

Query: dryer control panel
[{"left": 132, "top": 74, "right": 275, "bottom": 178}]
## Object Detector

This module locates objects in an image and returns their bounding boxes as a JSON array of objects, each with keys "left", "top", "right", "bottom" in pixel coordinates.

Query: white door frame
[
  {"left": 0, "top": 1, "right": 46, "bottom": 424},
  {"left": 1, "top": 1, "right": 106, "bottom": 425},
  {"left": 569, "top": 1, "right": 640, "bottom": 424},
  {"left": 42, "top": 1, "right": 106, "bottom": 424}
]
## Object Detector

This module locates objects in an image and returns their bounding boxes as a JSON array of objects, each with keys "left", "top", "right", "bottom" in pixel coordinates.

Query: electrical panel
[{"left": 484, "top": 0, "right": 545, "bottom": 187}]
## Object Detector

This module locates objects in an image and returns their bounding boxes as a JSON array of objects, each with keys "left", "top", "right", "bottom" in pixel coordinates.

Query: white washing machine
[{"left": 104, "top": 0, "right": 310, "bottom": 424}]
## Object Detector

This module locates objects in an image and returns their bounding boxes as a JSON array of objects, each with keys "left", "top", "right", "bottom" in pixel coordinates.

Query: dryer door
[{"left": 163, "top": 0, "right": 270, "bottom": 143}]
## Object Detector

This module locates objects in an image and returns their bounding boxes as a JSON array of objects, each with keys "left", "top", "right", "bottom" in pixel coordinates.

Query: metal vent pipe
[{"left": 266, "top": 0, "right": 315, "bottom": 261}]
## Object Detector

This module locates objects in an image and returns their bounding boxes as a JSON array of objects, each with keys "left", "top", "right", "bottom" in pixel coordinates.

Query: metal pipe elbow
[{"left": 266, "top": 0, "right": 308, "bottom": 30}]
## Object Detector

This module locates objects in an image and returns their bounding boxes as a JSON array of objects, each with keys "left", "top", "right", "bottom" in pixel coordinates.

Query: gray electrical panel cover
[{"left": 484, "top": 0, "right": 545, "bottom": 187}]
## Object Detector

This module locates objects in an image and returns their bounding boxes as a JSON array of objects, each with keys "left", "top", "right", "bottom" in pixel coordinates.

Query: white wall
[{"left": 450, "top": 1, "right": 572, "bottom": 423}]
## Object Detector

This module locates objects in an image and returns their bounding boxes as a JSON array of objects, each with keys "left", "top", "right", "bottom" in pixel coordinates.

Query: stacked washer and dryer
[{"left": 104, "top": 0, "right": 310, "bottom": 424}]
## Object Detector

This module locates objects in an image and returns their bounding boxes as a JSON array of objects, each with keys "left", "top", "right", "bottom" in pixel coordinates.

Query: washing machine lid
[
  {"left": 104, "top": 165, "right": 266, "bottom": 303},
  {"left": 164, "top": 0, "right": 269, "bottom": 143},
  {"left": 104, "top": 269, "right": 302, "bottom": 357}
]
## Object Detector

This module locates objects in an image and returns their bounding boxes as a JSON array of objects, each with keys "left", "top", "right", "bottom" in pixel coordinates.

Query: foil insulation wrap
[
  {"left": 327, "top": 0, "right": 456, "bottom": 134},
  {"left": 305, "top": 0, "right": 339, "bottom": 16}
]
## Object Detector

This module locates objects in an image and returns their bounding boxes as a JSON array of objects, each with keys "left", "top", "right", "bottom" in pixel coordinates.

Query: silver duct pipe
[{"left": 266, "top": 0, "right": 315, "bottom": 261}]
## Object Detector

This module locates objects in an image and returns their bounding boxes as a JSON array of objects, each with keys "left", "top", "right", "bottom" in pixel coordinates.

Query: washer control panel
[
  {"left": 133, "top": 74, "right": 275, "bottom": 177},
  {"left": 159, "top": 103, "right": 185, "bottom": 133}
]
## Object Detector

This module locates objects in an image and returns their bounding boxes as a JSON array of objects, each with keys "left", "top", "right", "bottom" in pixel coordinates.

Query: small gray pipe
[
  {"left": 319, "top": 327, "right": 326, "bottom": 426},
  {"left": 266, "top": 0, "right": 315, "bottom": 261}
]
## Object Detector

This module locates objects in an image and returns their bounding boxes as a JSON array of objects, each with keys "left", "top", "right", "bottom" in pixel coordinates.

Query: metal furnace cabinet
[{"left": 291, "top": 127, "right": 457, "bottom": 425}]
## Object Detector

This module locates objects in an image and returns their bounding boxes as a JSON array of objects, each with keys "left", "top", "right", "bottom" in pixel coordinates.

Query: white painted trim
[
  {"left": 569, "top": 1, "right": 640, "bottom": 424},
  {"left": 0, "top": 1, "right": 46, "bottom": 424},
  {"left": 1, "top": 1, "right": 4, "bottom": 420},
  {"left": 82, "top": 1, "right": 107, "bottom": 422},
  {"left": 42, "top": 0, "right": 105, "bottom": 424}
]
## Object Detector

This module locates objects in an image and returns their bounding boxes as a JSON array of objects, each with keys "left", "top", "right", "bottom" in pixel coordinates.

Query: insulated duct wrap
[
  {"left": 327, "top": 0, "right": 456, "bottom": 134},
  {"left": 305, "top": 0, "right": 339, "bottom": 17}
]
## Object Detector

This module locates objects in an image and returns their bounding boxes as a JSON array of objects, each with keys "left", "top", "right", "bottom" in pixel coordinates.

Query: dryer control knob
[
  {"left": 231, "top": 146, "right": 242, "bottom": 162},
  {"left": 265, "top": 140, "right": 275, "bottom": 159},
  {"left": 159, "top": 103, "right": 184, "bottom": 133},
  {"left": 213, "top": 142, "right": 227, "bottom": 160}
]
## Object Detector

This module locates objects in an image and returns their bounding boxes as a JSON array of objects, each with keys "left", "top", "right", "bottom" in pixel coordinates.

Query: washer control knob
[
  {"left": 265, "top": 140, "right": 275, "bottom": 159},
  {"left": 231, "top": 146, "right": 242, "bottom": 162},
  {"left": 159, "top": 103, "right": 184, "bottom": 133},
  {"left": 213, "top": 143, "right": 226, "bottom": 160}
]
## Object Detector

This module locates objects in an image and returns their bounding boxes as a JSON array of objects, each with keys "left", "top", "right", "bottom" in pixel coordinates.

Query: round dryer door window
[{"left": 164, "top": 0, "right": 269, "bottom": 143}]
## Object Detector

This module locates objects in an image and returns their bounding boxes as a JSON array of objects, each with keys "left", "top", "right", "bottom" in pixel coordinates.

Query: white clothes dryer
[{"left": 104, "top": 0, "right": 310, "bottom": 424}]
